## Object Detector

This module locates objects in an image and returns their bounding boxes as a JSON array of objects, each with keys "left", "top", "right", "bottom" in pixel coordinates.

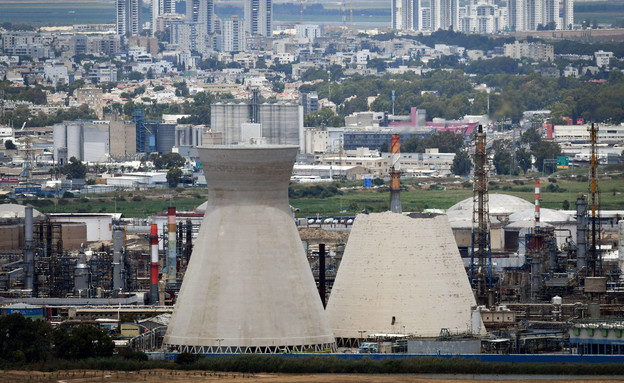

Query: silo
[
  {"left": 258, "top": 103, "right": 302, "bottom": 148},
  {"left": 53, "top": 123, "right": 67, "bottom": 151},
  {"left": 211, "top": 102, "right": 249, "bottom": 145},
  {"left": 66, "top": 122, "right": 84, "bottom": 161},
  {"left": 84, "top": 122, "right": 110, "bottom": 163},
  {"left": 164, "top": 145, "right": 335, "bottom": 353},
  {"left": 156, "top": 123, "right": 176, "bottom": 154}
]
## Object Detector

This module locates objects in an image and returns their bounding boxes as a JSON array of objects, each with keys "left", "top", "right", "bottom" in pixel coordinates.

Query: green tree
[
  {"left": 127, "top": 71, "right": 144, "bottom": 81},
  {"left": 493, "top": 150, "right": 512, "bottom": 175},
  {"left": 61, "top": 157, "right": 87, "bottom": 179},
  {"left": 304, "top": 108, "right": 343, "bottom": 127},
  {"left": 532, "top": 140, "right": 562, "bottom": 173},
  {"left": 53, "top": 324, "right": 114, "bottom": 359},
  {"left": 516, "top": 147, "right": 533, "bottom": 173},
  {"left": 173, "top": 81, "right": 189, "bottom": 97},
  {"left": 521, "top": 127, "right": 542, "bottom": 145},
  {"left": 451, "top": 150, "right": 472, "bottom": 176},
  {"left": 167, "top": 166, "right": 182, "bottom": 188},
  {"left": 0, "top": 313, "right": 54, "bottom": 363},
  {"left": 150, "top": 152, "right": 186, "bottom": 170}
]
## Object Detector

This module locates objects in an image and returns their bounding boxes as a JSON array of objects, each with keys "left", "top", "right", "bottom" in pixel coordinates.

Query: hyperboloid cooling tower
[
  {"left": 163, "top": 145, "right": 336, "bottom": 353},
  {"left": 325, "top": 212, "right": 484, "bottom": 346}
]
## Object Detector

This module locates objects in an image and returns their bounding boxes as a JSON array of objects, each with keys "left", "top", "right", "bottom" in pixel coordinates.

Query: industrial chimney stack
[
  {"left": 24, "top": 206, "right": 34, "bottom": 291},
  {"left": 389, "top": 134, "right": 402, "bottom": 214}
]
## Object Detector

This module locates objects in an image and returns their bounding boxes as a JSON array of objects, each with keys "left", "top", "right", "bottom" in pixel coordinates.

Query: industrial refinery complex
[{"left": 0, "top": 121, "right": 623, "bottom": 360}]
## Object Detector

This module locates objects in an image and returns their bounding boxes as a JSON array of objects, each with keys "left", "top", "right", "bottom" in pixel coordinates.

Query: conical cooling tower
[
  {"left": 164, "top": 145, "right": 336, "bottom": 353},
  {"left": 325, "top": 212, "right": 483, "bottom": 347}
]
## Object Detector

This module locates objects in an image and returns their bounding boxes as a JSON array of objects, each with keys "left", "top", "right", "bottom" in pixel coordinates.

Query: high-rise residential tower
[
  {"left": 186, "top": 0, "right": 216, "bottom": 34},
  {"left": 223, "top": 16, "right": 245, "bottom": 52},
  {"left": 430, "top": 0, "right": 458, "bottom": 31},
  {"left": 245, "top": 0, "right": 272, "bottom": 37},
  {"left": 116, "top": 0, "right": 142, "bottom": 36},
  {"left": 392, "top": 0, "right": 420, "bottom": 30},
  {"left": 507, "top": 0, "right": 572, "bottom": 31},
  {"left": 152, "top": 0, "right": 176, "bottom": 36}
]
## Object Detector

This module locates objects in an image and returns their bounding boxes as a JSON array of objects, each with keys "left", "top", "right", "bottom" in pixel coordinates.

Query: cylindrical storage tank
[
  {"left": 552, "top": 296, "right": 562, "bottom": 305},
  {"left": 164, "top": 145, "right": 336, "bottom": 353},
  {"left": 156, "top": 124, "right": 176, "bottom": 154},
  {"left": 53, "top": 123, "right": 67, "bottom": 151},
  {"left": 66, "top": 122, "right": 84, "bottom": 161}
]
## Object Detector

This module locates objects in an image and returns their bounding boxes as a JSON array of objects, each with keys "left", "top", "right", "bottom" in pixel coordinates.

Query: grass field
[
  {"left": 24, "top": 173, "right": 624, "bottom": 218},
  {"left": 290, "top": 176, "right": 624, "bottom": 217}
]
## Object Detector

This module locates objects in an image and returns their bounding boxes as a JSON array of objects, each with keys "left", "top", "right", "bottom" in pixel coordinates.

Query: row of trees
[
  {"left": 299, "top": 65, "right": 624, "bottom": 126},
  {"left": 0, "top": 104, "right": 95, "bottom": 128},
  {"left": 0, "top": 313, "right": 114, "bottom": 365}
]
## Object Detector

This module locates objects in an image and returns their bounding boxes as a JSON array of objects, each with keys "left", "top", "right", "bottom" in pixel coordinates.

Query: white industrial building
[
  {"left": 554, "top": 124, "right": 624, "bottom": 144},
  {"left": 47, "top": 213, "right": 120, "bottom": 242},
  {"left": 53, "top": 120, "right": 111, "bottom": 164}
]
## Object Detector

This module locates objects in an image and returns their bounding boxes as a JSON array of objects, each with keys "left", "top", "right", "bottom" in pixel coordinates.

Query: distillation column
[{"left": 24, "top": 206, "right": 34, "bottom": 291}]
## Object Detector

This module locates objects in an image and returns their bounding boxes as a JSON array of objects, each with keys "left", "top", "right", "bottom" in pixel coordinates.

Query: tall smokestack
[
  {"left": 576, "top": 195, "right": 587, "bottom": 269},
  {"left": 167, "top": 207, "right": 177, "bottom": 285},
  {"left": 24, "top": 206, "right": 34, "bottom": 291},
  {"left": 112, "top": 227, "right": 126, "bottom": 294},
  {"left": 150, "top": 224, "right": 159, "bottom": 305},
  {"left": 535, "top": 180, "right": 540, "bottom": 230},
  {"left": 319, "top": 243, "right": 326, "bottom": 308},
  {"left": 389, "top": 135, "right": 402, "bottom": 214}
]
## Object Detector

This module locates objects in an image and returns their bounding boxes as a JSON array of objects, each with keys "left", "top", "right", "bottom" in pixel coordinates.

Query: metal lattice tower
[
  {"left": 587, "top": 123, "right": 602, "bottom": 277},
  {"left": 469, "top": 125, "right": 493, "bottom": 306}
]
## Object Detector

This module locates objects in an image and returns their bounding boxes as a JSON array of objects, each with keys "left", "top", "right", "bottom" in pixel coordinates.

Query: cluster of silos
[
  {"left": 53, "top": 122, "right": 84, "bottom": 164},
  {"left": 53, "top": 121, "right": 112, "bottom": 163},
  {"left": 210, "top": 102, "right": 304, "bottom": 149},
  {"left": 164, "top": 145, "right": 335, "bottom": 353}
]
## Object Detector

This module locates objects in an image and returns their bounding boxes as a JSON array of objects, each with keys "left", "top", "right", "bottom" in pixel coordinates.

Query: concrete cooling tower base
[
  {"left": 326, "top": 212, "right": 484, "bottom": 348},
  {"left": 163, "top": 145, "right": 336, "bottom": 354}
]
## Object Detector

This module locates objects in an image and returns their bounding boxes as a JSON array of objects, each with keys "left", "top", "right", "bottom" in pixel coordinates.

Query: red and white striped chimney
[
  {"left": 535, "top": 180, "right": 540, "bottom": 229},
  {"left": 150, "top": 224, "right": 159, "bottom": 304}
]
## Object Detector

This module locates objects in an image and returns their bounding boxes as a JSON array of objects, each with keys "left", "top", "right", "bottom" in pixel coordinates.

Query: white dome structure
[
  {"left": 0, "top": 204, "right": 45, "bottom": 220},
  {"left": 446, "top": 194, "right": 534, "bottom": 229},
  {"left": 508, "top": 208, "right": 576, "bottom": 225}
]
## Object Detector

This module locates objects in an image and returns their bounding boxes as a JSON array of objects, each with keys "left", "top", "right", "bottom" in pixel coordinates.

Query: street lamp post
[
  {"left": 357, "top": 330, "right": 366, "bottom": 346},
  {"left": 216, "top": 338, "right": 224, "bottom": 353}
]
